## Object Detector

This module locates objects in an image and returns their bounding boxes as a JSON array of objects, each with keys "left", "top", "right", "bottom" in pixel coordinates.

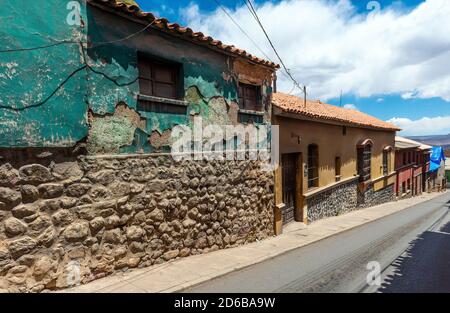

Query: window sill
[
  {"left": 276, "top": 203, "right": 286, "bottom": 210},
  {"left": 239, "top": 109, "right": 265, "bottom": 116},
  {"left": 138, "top": 94, "right": 189, "bottom": 107}
]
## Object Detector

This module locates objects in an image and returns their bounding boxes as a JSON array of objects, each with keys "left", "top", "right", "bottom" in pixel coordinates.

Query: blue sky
[
  {"left": 136, "top": 0, "right": 425, "bottom": 16},
  {"left": 135, "top": 0, "right": 450, "bottom": 136}
]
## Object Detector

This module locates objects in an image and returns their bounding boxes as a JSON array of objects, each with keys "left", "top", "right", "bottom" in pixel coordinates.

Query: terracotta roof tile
[
  {"left": 273, "top": 92, "right": 400, "bottom": 131},
  {"left": 88, "top": 0, "right": 279, "bottom": 69}
]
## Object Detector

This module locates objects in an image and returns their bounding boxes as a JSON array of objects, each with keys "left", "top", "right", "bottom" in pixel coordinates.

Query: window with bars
[
  {"left": 357, "top": 144, "right": 372, "bottom": 182},
  {"left": 138, "top": 55, "right": 180, "bottom": 100},
  {"left": 238, "top": 83, "right": 262, "bottom": 112},
  {"left": 308, "top": 144, "right": 319, "bottom": 188}
]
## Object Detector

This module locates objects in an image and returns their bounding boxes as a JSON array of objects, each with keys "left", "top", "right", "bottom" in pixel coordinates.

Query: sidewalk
[{"left": 64, "top": 191, "right": 447, "bottom": 293}]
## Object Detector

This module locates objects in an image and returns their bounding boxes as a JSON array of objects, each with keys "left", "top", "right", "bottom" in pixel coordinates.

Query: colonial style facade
[
  {"left": 1, "top": 0, "right": 422, "bottom": 294},
  {"left": 272, "top": 93, "right": 399, "bottom": 233},
  {"left": 394, "top": 136, "right": 431, "bottom": 198},
  {"left": 0, "top": 0, "right": 278, "bottom": 292}
]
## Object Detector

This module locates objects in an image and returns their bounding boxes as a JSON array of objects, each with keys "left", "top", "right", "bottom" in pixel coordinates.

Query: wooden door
[{"left": 282, "top": 153, "right": 298, "bottom": 225}]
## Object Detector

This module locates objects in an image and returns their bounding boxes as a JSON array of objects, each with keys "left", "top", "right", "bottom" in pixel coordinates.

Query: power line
[
  {"left": 90, "top": 19, "right": 156, "bottom": 48},
  {"left": 244, "top": 0, "right": 303, "bottom": 90},
  {"left": 242, "top": 0, "right": 306, "bottom": 95},
  {"left": 80, "top": 42, "right": 139, "bottom": 87},
  {"left": 212, "top": 0, "right": 298, "bottom": 88},
  {"left": 213, "top": 0, "right": 273, "bottom": 63},
  {"left": 0, "top": 19, "right": 156, "bottom": 53},
  {"left": 0, "top": 41, "right": 79, "bottom": 53},
  {"left": 241, "top": 0, "right": 258, "bottom": 21},
  {"left": 0, "top": 19, "right": 156, "bottom": 110},
  {"left": 0, "top": 65, "right": 87, "bottom": 111}
]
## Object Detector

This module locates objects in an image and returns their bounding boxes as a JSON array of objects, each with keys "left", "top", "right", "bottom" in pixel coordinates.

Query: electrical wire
[
  {"left": 0, "top": 19, "right": 157, "bottom": 110},
  {"left": 79, "top": 42, "right": 139, "bottom": 87},
  {"left": 0, "top": 19, "right": 156, "bottom": 53},
  {"left": 0, "top": 65, "right": 87, "bottom": 111},
  {"left": 0, "top": 39, "right": 141, "bottom": 112},
  {"left": 90, "top": 19, "right": 156, "bottom": 48},
  {"left": 212, "top": 0, "right": 300, "bottom": 89},
  {"left": 0, "top": 41, "right": 79, "bottom": 53},
  {"left": 243, "top": 0, "right": 306, "bottom": 95},
  {"left": 213, "top": 0, "right": 273, "bottom": 63}
]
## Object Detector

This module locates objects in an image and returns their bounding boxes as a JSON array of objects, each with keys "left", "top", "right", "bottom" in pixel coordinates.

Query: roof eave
[
  {"left": 87, "top": 0, "right": 280, "bottom": 70},
  {"left": 273, "top": 105, "right": 399, "bottom": 132}
]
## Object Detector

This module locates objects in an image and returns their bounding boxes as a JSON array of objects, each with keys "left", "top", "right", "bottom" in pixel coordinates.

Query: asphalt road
[{"left": 184, "top": 193, "right": 450, "bottom": 293}]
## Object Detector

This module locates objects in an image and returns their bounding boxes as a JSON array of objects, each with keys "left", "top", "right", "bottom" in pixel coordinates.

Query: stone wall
[
  {"left": 306, "top": 179, "right": 358, "bottom": 223},
  {"left": 306, "top": 179, "right": 395, "bottom": 223},
  {"left": 0, "top": 152, "right": 274, "bottom": 292},
  {"left": 357, "top": 184, "right": 396, "bottom": 208}
]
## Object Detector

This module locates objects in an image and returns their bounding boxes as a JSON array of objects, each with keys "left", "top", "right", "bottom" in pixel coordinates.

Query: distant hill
[{"left": 407, "top": 134, "right": 450, "bottom": 151}]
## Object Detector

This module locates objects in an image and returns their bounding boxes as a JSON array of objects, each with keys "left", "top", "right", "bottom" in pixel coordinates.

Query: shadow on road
[{"left": 378, "top": 209, "right": 450, "bottom": 293}]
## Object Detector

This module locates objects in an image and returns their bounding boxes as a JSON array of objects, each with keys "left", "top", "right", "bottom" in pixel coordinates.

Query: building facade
[
  {"left": 272, "top": 93, "right": 399, "bottom": 232},
  {"left": 429, "top": 146, "right": 447, "bottom": 191},
  {"left": 0, "top": 0, "right": 279, "bottom": 292},
  {"left": 394, "top": 136, "right": 431, "bottom": 198}
]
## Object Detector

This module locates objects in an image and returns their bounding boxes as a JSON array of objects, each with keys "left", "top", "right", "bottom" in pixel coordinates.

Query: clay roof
[
  {"left": 395, "top": 136, "right": 432, "bottom": 151},
  {"left": 273, "top": 92, "right": 400, "bottom": 131},
  {"left": 88, "top": 0, "right": 279, "bottom": 69}
]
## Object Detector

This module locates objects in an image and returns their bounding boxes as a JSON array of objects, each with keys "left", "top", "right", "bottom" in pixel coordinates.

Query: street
[{"left": 184, "top": 192, "right": 450, "bottom": 293}]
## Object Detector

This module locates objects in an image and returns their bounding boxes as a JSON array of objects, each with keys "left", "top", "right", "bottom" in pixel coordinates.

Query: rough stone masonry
[{"left": 0, "top": 153, "right": 274, "bottom": 292}]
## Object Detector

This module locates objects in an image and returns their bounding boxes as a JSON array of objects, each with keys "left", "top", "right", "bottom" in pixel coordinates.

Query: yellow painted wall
[{"left": 274, "top": 115, "right": 396, "bottom": 195}]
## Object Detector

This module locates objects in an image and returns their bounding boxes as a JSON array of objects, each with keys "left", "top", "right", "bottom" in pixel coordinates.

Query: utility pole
[{"left": 303, "top": 86, "right": 307, "bottom": 107}]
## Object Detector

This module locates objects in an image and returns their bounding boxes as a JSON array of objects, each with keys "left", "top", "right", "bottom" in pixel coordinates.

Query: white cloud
[
  {"left": 181, "top": 0, "right": 450, "bottom": 101},
  {"left": 387, "top": 116, "right": 450, "bottom": 135},
  {"left": 343, "top": 103, "right": 359, "bottom": 110},
  {"left": 161, "top": 4, "right": 175, "bottom": 15},
  {"left": 376, "top": 98, "right": 384, "bottom": 103}
]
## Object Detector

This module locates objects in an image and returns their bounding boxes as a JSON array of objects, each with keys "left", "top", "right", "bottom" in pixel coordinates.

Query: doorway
[{"left": 282, "top": 153, "right": 299, "bottom": 225}]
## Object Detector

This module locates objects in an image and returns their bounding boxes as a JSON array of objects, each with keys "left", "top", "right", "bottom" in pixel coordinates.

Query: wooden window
[
  {"left": 383, "top": 150, "right": 390, "bottom": 176},
  {"left": 308, "top": 144, "right": 319, "bottom": 188},
  {"left": 335, "top": 156, "right": 341, "bottom": 182},
  {"left": 138, "top": 56, "right": 179, "bottom": 100},
  {"left": 357, "top": 144, "right": 372, "bottom": 182},
  {"left": 342, "top": 126, "right": 347, "bottom": 136},
  {"left": 238, "top": 83, "right": 262, "bottom": 111}
]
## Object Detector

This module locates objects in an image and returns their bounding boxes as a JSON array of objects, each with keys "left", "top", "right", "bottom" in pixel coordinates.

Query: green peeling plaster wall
[
  {"left": 86, "top": 6, "right": 246, "bottom": 154},
  {"left": 0, "top": 0, "right": 88, "bottom": 147},
  {"left": 0, "top": 3, "right": 271, "bottom": 153}
]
